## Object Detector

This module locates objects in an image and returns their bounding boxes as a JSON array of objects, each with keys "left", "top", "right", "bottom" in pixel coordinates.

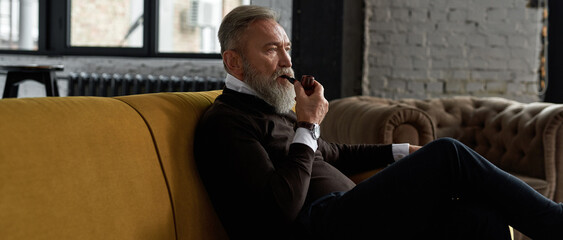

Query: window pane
[
  {"left": 0, "top": 0, "right": 39, "bottom": 50},
  {"left": 158, "top": 0, "right": 249, "bottom": 54},
  {"left": 70, "top": 0, "right": 143, "bottom": 48}
]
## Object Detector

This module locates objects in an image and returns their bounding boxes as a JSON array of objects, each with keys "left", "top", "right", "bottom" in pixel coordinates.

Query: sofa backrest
[
  {"left": 117, "top": 91, "right": 227, "bottom": 240},
  {"left": 0, "top": 90, "right": 227, "bottom": 240}
]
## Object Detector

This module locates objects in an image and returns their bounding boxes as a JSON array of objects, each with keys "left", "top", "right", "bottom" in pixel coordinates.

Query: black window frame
[{"left": 0, "top": 0, "right": 221, "bottom": 59}]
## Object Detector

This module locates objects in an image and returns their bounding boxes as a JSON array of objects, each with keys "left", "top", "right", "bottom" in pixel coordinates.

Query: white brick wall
[{"left": 364, "top": 0, "right": 543, "bottom": 102}]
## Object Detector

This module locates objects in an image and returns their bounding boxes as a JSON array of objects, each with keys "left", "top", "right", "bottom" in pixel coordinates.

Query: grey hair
[{"left": 218, "top": 5, "right": 279, "bottom": 55}]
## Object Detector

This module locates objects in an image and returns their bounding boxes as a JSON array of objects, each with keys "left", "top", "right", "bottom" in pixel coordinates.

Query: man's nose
[{"left": 279, "top": 50, "right": 292, "bottom": 68}]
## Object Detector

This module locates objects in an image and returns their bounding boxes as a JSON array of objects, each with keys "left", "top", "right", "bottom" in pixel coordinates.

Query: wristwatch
[{"left": 295, "top": 121, "right": 321, "bottom": 140}]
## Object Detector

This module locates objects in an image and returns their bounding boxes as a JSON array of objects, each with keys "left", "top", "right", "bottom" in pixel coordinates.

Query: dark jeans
[{"left": 303, "top": 138, "right": 563, "bottom": 240}]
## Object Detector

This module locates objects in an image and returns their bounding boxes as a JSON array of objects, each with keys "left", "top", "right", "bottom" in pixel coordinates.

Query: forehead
[{"left": 244, "top": 19, "right": 290, "bottom": 46}]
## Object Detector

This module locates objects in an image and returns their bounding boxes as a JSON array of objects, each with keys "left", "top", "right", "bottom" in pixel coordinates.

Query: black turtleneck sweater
[{"left": 194, "top": 88, "right": 394, "bottom": 239}]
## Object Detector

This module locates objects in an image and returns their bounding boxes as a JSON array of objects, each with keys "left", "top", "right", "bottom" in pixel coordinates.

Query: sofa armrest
[{"left": 321, "top": 96, "right": 436, "bottom": 146}]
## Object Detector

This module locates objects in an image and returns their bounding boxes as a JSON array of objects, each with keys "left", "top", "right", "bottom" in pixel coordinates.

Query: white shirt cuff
[
  {"left": 293, "top": 128, "right": 318, "bottom": 152},
  {"left": 392, "top": 143, "right": 410, "bottom": 161}
]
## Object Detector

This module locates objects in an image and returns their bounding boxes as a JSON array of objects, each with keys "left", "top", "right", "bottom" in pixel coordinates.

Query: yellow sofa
[{"left": 0, "top": 91, "right": 229, "bottom": 239}]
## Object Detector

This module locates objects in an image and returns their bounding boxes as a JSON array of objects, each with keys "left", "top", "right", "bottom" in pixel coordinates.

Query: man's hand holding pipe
[{"left": 294, "top": 79, "right": 328, "bottom": 125}]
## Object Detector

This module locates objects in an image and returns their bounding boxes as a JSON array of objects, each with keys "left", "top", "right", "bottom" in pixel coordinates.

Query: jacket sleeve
[{"left": 317, "top": 139, "right": 396, "bottom": 176}]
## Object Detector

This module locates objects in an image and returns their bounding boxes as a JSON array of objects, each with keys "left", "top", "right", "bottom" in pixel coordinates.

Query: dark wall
[
  {"left": 543, "top": 0, "right": 563, "bottom": 103},
  {"left": 292, "top": 0, "right": 364, "bottom": 100}
]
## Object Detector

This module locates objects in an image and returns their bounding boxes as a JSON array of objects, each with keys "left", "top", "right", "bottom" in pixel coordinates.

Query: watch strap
[
  {"left": 295, "top": 121, "right": 316, "bottom": 130},
  {"left": 294, "top": 121, "right": 320, "bottom": 140}
]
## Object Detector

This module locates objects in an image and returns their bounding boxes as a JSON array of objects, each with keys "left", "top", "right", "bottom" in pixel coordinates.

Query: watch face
[{"left": 312, "top": 124, "right": 321, "bottom": 140}]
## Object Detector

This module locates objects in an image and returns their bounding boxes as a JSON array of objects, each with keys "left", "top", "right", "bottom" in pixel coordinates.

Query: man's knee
[
  {"left": 415, "top": 137, "right": 471, "bottom": 169},
  {"left": 425, "top": 137, "right": 464, "bottom": 151}
]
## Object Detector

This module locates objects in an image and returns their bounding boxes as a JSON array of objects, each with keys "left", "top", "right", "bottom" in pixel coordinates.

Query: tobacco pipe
[{"left": 280, "top": 75, "right": 315, "bottom": 91}]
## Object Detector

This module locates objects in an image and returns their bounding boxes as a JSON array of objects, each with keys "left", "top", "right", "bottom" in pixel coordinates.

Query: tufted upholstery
[{"left": 322, "top": 96, "right": 563, "bottom": 204}]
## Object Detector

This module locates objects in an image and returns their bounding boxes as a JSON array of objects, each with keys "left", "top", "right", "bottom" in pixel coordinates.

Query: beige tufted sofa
[
  {"left": 322, "top": 95, "right": 563, "bottom": 202},
  {"left": 322, "top": 95, "right": 563, "bottom": 240}
]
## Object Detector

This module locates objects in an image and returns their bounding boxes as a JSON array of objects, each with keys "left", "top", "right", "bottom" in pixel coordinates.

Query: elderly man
[{"left": 195, "top": 5, "right": 563, "bottom": 240}]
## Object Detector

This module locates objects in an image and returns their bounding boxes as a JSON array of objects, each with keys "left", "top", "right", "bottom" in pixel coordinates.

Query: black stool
[{"left": 1, "top": 65, "right": 64, "bottom": 98}]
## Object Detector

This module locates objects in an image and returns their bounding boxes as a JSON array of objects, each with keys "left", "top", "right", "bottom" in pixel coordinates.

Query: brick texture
[{"left": 364, "top": 0, "right": 543, "bottom": 102}]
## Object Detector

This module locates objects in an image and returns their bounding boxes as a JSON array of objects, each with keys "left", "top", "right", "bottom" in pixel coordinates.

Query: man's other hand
[{"left": 409, "top": 145, "right": 422, "bottom": 154}]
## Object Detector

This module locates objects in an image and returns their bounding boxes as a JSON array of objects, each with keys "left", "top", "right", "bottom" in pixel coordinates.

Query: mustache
[{"left": 273, "top": 68, "right": 294, "bottom": 79}]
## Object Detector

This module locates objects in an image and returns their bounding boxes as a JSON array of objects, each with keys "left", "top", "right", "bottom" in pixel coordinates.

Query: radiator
[{"left": 67, "top": 72, "right": 225, "bottom": 97}]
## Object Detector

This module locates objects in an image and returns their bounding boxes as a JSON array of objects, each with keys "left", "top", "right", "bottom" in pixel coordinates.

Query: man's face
[
  {"left": 240, "top": 19, "right": 295, "bottom": 113},
  {"left": 240, "top": 18, "right": 293, "bottom": 85}
]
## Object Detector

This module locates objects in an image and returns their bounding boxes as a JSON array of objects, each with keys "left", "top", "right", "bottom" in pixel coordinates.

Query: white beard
[{"left": 243, "top": 60, "right": 296, "bottom": 114}]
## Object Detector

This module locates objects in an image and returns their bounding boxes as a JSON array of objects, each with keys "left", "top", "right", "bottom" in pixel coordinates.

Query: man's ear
[{"left": 223, "top": 50, "right": 244, "bottom": 79}]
